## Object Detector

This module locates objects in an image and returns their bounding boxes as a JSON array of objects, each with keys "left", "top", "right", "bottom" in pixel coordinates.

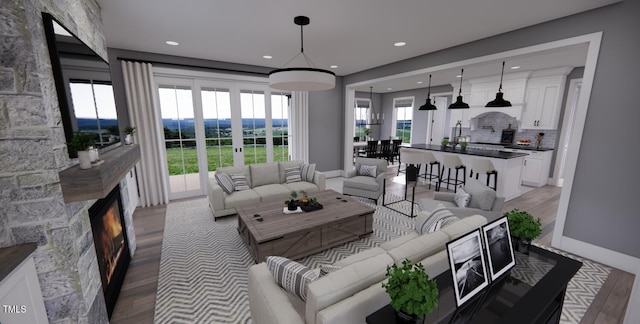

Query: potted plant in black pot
[
  {"left": 505, "top": 208, "right": 542, "bottom": 254},
  {"left": 67, "top": 132, "right": 95, "bottom": 169},
  {"left": 382, "top": 259, "right": 439, "bottom": 323},
  {"left": 287, "top": 191, "right": 298, "bottom": 211}
]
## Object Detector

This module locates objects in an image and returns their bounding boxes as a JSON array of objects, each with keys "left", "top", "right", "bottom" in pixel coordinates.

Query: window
[
  {"left": 68, "top": 80, "right": 117, "bottom": 146},
  {"left": 393, "top": 97, "right": 414, "bottom": 143},
  {"left": 354, "top": 98, "right": 370, "bottom": 140},
  {"left": 271, "top": 93, "right": 291, "bottom": 162}
]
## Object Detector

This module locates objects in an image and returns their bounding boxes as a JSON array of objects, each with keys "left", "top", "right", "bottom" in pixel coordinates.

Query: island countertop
[{"left": 402, "top": 144, "right": 528, "bottom": 159}]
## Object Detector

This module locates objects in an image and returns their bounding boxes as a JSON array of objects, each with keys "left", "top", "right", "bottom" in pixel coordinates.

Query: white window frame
[{"left": 392, "top": 96, "right": 415, "bottom": 143}]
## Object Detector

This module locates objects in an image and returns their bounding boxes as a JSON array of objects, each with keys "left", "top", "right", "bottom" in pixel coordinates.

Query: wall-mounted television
[{"left": 42, "top": 13, "right": 121, "bottom": 157}]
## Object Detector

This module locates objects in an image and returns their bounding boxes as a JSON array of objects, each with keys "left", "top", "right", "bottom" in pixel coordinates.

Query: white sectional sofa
[
  {"left": 207, "top": 161, "right": 326, "bottom": 220},
  {"left": 248, "top": 214, "right": 488, "bottom": 324}
]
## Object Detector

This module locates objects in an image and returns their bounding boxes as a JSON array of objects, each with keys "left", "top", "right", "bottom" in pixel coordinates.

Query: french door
[{"left": 156, "top": 74, "right": 290, "bottom": 199}]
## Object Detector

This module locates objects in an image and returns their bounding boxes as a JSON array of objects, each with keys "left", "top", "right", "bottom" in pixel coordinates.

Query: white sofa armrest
[
  {"left": 248, "top": 263, "right": 305, "bottom": 324},
  {"left": 313, "top": 171, "right": 326, "bottom": 191},
  {"left": 434, "top": 192, "right": 455, "bottom": 202},
  {"left": 207, "top": 178, "right": 226, "bottom": 211},
  {"left": 346, "top": 169, "right": 357, "bottom": 178}
]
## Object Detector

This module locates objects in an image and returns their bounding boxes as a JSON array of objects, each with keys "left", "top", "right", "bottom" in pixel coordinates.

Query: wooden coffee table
[{"left": 237, "top": 190, "right": 375, "bottom": 263}]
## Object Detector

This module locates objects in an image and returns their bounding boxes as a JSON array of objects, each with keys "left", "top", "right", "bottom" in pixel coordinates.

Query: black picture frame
[
  {"left": 481, "top": 216, "right": 516, "bottom": 281},
  {"left": 446, "top": 229, "right": 490, "bottom": 307}
]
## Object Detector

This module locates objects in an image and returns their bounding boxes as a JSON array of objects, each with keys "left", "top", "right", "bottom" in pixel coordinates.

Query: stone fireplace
[{"left": 1, "top": 0, "right": 137, "bottom": 322}]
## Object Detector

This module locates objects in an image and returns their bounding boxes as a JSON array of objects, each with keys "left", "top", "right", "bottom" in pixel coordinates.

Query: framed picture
[
  {"left": 481, "top": 216, "right": 516, "bottom": 281},
  {"left": 446, "top": 229, "right": 489, "bottom": 307}
]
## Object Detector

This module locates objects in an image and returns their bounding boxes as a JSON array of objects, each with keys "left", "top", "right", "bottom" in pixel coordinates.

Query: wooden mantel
[{"left": 59, "top": 144, "right": 141, "bottom": 203}]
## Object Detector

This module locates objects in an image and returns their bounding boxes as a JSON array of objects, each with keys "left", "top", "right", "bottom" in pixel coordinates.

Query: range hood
[{"left": 468, "top": 105, "right": 523, "bottom": 131}]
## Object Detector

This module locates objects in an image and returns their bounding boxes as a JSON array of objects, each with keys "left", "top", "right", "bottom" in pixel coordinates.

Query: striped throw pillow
[
  {"left": 214, "top": 172, "right": 234, "bottom": 194},
  {"left": 417, "top": 205, "right": 460, "bottom": 234},
  {"left": 300, "top": 163, "right": 316, "bottom": 182},
  {"left": 230, "top": 173, "right": 250, "bottom": 191},
  {"left": 319, "top": 264, "right": 341, "bottom": 277},
  {"left": 358, "top": 165, "right": 377, "bottom": 177},
  {"left": 266, "top": 256, "right": 318, "bottom": 301},
  {"left": 454, "top": 186, "right": 471, "bottom": 207},
  {"left": 285, "top": 166, "right": 302, "bottom": 183}
]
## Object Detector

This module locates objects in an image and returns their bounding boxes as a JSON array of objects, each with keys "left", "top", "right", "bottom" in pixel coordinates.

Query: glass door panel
[
  {"left": 158, "top": 85, "right": 201, "bottom": 196},
  {"left": 271, "top": 92, "right": 290, "bottom": 162},
  {"left": 201, "top": 88, "right": 234, "bottom": 176},
  {"left": 240, "top": 90, "right": 267, "bottom": 165}
]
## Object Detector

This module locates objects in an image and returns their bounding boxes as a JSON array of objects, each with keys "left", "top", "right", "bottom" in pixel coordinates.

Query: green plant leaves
[
  {"left": 505, "top": 208, "right": 542, "bottom": 239},
  {"left": 382, "top": 259, "right": 439, "bottom": 317}
]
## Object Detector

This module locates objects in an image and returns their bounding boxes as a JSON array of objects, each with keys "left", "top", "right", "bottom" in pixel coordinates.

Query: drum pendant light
[
  {"left": 448, "top": 68, "right": 470, "bottom": 109},
  {"left": 269, "top": 16, "right": 335, "bottom": 91},
  {"left": 486, "top": 61, "right": 512, "bottom": 107},
  {"left": 418, "top": 74, "right": 437, "bottom": 110}
]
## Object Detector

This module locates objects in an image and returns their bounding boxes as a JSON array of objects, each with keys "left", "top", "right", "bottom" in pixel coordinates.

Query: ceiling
[{"left": 97, "top": 0, "right": 619, "bottom": 91}]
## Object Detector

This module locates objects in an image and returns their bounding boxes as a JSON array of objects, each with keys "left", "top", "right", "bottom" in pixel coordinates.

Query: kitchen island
[{"left": 401, "top": 144, "right": 527, "bottom": 201}]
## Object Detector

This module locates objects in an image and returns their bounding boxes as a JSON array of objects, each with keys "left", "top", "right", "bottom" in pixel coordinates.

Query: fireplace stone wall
[{"left": 0, "top": 0, "right": 135, "bottom": 322}]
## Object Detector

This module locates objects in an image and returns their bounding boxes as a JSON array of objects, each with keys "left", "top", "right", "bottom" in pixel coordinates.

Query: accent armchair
[{"left": 343, "top": 157, "right": 387, "bottom": 204}]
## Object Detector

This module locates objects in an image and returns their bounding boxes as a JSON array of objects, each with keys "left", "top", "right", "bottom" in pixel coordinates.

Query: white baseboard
[
  {"left": 624, "top": 264, "right": 640, "bottom": 324},
  {"left": 552, "top": 236, "right": 640, "bottom": 273}
]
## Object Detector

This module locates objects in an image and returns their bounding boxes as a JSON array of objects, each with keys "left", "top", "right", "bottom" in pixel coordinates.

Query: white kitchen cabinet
[
  {"left": 502, "top": 149, "right": 553, "bottom": 187},
  {"left": 0, "top": 246, "right": 48, "bottom": 324},
  {"left": 522, "top": 75, "right": 567, "bottom": 130},
  {"left": 449, "top": 109, "right": 470, "bottom": 128}
]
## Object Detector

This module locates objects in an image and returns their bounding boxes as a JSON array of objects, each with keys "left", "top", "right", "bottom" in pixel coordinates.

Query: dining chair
[
  {"left": 378, "top": 140, "right": 392, "bottom": 163},
  {"left": 364, "top": 140, "right": 378, "bottom": 158},
  {"left": 390, "top": 139, "right": 402, "bottom": 164}
]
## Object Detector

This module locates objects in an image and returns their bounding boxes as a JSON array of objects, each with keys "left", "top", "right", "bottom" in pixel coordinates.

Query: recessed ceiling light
[
  {"left": 394, "top": 42, "right": 406, "bottom": 47},
  {"left": 330, "top": 65, "right": 338, "bottom": 69},
  {"left": 165, "top": 40, "right": 179, "bottom": 46},
  {"left": 511, "top": 66, "right": 521, "bottom": 70},
  {"left": 456, "top": 75, "right": 462, "bottom": 78},
  {"left": 417, "top": 81, "right": 423, "bottom": 84},
  {"left": 387, "top": 87, "right": 393, "bottom": 91},
  {"left": 263, "top": 55, "right": 273, "bottom": 59}
]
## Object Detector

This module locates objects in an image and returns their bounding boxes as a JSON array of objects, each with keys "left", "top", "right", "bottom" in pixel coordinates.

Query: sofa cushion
[
  {"left": 418, "top": 250, "right": 450, "bottom": 278},
  {"left": 379, "top": 232, "right": 420, "bottom": 251},
  {"left": 253, "top": 184, "right": 291, "bottom": 201},
  {"left": 285, "top": 166, "right": 302, "bottom": 183},
  {"left": 465, "top": 179, "right": 497, "bottom": 211},
  {"left": 224, "top": 189, "right": 261, "bottom": 209},
  {"left": 419, "top": 198, "right": 456, "bottom": 213},
  {"left": 267, "top": 256, "right": 318, "bottom": 302},
  {"left": 279, "top": 160, "right": 304, "bottom": 183},
  {"left": 283, "top": 181, "right": 320, "bottom": 194},
  {"left": 301, "top": 163, "right": 316, "bottom": 182},
  {"left": 216, "top": 165, "right": 251, "bottom": 187},
  {"left": 333, "top": 247, "right": 387, "bottom": 268},
  {"left": 441, "top": 215, "right": 488, "bottom": 240},
  {"left": 251, "top": 163, "right": 280, "bottom": 188},
  {"left": 357, "top": 165, "right": 377, "bottom": 177},
  {"left": 231, "top": 173, "right": 250, "bottom": 191},
  {"left": 342, "top": 176, "right": 379, "bottom": 191},
  {"left": 214, "top": 172, "right": 234, "bottom": 194},
  {"left": 386, "top": 231, "right": 449, "bottom": 264},
  {"left": 416, "top": 204, "right": 459, "bottom": 234},
  {"left": 454, "top": 186, "right": 471, "bottom": 207}
]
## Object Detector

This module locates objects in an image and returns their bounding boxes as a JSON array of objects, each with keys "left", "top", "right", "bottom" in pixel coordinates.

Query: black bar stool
[
  {"left": 470, "top": 158, "right": 498, "bottom": 191},
  {"left": 438, "top": 155, "right": 466, "bottom": 192}
]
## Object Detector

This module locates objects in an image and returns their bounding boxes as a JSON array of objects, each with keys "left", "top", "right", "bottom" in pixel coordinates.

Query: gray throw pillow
[
  {"left": 416, "top": 204, "right": 460, "bottom": 234},
  {"left": 215, "top": 172, "right": 234, "bottom": 194},
  {"left": 266, "top": 256, "right": 318, "bottom": 301},
  {"left": 285, "top": 166, "right": 302, "bottom": 183},
  {"left": 231, "top": 173, "right": 250, "bottom": 191},
  {"left": 454, "top": 186, "right": 471, "bottom": 208},
  {"left": 358, "top": 165, "right": 377, "bottom": 177},
  {"left": 464, "top": 179, "right": 497, "bottom": 210},
  {"left": 300, "top": 163, "right": 316, "bottom": 182}
]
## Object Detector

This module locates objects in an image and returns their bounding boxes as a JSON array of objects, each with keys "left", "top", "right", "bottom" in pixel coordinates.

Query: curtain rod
[{"left": 115, "top": 57, "right": 270, "bottom": 76}]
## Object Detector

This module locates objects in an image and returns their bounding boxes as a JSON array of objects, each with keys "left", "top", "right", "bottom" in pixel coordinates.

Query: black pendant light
[
  {"left": 419, "top": 75, "right": 437, "bottom": 111},
  {"left": 486, "top": 61, "right": 512, "bottom": 107},
  {"left": 448, "top": 68, "right": 469, "bottom": 109}
]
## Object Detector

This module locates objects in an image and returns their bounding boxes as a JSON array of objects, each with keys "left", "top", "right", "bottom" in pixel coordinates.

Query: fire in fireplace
[{"left": 89, "top": 185, "right": 130, "bottom": 318}]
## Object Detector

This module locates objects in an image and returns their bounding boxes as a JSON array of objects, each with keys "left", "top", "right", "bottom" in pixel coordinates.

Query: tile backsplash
[{"left": 454, "top": 112, "right": 557, "bottom": 148}]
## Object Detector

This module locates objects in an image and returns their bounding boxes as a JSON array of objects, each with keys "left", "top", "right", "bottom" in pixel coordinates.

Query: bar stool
[
  {"left": 420, "top": 151, "right": 441, "bottom": 190},
  {"left": 439, "top": 155, "right": 466, "bottom": 192},
  {"left": 470, "top": 158, "right": 498, "bottom": 191}
]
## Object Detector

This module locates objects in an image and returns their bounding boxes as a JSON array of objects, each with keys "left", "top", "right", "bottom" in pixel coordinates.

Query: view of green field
[{"left": 166, "top": 146, "right": 289, "bottom": 175}]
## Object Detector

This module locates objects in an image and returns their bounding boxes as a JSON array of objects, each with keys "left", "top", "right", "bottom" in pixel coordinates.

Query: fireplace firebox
[{"left": 89, "top": 185, "right": 130, "bottom": 318}]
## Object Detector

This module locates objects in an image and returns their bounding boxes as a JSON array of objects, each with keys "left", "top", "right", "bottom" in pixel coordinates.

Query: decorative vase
[
  {"left": 515, "top": 237, "right": 531, "bottom": 255},
  {"left": 302, "top": 196, "right": 309, "bottom": 206},
  {"left": 78, "top": 150, "right": 91, "bottom": 169},
  {"left": 125, "top": 134, "right": 133, "bottom": 145},
  {"left": 287, "top": 200, "right": 297, "bottom": 211},
  {"left": 394, "top": 310, "right": 421, "bottom": 324}
]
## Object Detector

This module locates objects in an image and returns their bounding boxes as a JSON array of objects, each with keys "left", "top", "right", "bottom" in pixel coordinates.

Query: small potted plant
[
  {"left": 460, "top": 141, "right": 468, "bottom": 151},
  {"left": 504, "top": 208, "right": 542, "bottom": 254},
  {"left": 67, "top": 132, "right": 95, "bottom": 169},
  {"left": 382, "top": 259, "right": 439, "bottom": 323},
  {"left": 440, "top": 138, "right": 449, "bottom": 149},
  {"left": 287, "top": 191, "right": 298, "bottom": 211},
  {"left": 364, "top": 128, "right": 371, "bottom": 140},
  {"left": 107, "top": 126, "right": 119, "bottom": 143},
  {"left": 124, "top": 125, "right": 136, "bottom": 145}
]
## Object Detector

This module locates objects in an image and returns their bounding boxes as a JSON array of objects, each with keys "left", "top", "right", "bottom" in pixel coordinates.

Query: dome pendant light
[
  {"left": 418, "top": 75, "right": 437, "bottom": 110},
  {"left": 449, "top": 68, "right": 470, "bottom": 109},
  {"left": 486, "top": 61, "right": 512, "bottom": 107},
  {"left": 269, "top": 16, "right": 335, "bottom": 91}
]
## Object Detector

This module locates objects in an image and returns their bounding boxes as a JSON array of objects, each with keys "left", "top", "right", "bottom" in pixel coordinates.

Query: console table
[{"left": 366, "top": 245, "right": 582, "bottom": 324}]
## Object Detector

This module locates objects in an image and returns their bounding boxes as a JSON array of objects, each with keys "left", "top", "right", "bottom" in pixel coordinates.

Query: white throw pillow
[
  {"left": 266, "top": 256, "right": 318, "bottom": 301},
  {"left": 300, "top": 163, "right": 316, "bottom": 182},
  {"left": 417, "top": 204, "right": 460, "bottom": 234},
  {"left": 285, "top": 166, "right": 302, "bottom": 183},
  {"left": 230, "top": 173, "right": 250, "bottom": 191},
  {"left": 454, "top": 186, "right": 471, "bottom": 207},
  {"left": 214, "top": 172, "right": 234, "bottom": 194},
  {"left": 319, "top": 264, "right": 341, "bottom": 277},
  {"left": 358, "top": 165, "right": 377, "bottom": 177}
]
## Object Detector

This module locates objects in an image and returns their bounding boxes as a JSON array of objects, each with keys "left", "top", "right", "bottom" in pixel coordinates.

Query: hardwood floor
[{"left": 111, "top": 165, "right": 632, "bottom": 323}]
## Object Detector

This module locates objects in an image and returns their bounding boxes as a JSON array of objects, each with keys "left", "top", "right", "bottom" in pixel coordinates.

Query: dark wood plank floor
[{"left": 111, "top": 164, "right": 633, "bottom": 323}]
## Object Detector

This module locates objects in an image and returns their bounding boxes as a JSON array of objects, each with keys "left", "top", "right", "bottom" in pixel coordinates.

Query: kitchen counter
[
  {"left": 404, "top": 144, "right": 529, "bottom": 158},
  {"left": 400, "top": 145, "right": 526, "bottom": 201},
  {"left": 468, "top": 142, "right": 554, "bottom": 152}
]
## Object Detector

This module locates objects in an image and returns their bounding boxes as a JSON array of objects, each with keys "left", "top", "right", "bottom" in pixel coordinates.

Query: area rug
[{"left": 153, "top": 178, "right": 610, "bottom": 323}]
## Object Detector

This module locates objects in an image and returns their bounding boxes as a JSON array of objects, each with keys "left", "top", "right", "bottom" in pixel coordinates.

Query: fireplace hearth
[{"left": 89, "top": 185, "right": 130, "bottom": 318}]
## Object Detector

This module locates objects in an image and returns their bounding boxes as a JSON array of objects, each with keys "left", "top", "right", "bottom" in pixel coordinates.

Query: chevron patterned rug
[{"left": 153, "top": 178, "right": 610, "bottom": 323}]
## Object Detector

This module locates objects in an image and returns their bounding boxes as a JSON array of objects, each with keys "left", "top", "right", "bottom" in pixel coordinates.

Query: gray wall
[
  {"left": 308, "top": 78, "right": 344, "bottom": 171},
  {"left": 344, "top": 1, "right": 640, "bottom": 258}
]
